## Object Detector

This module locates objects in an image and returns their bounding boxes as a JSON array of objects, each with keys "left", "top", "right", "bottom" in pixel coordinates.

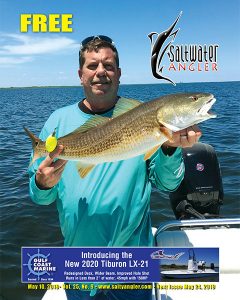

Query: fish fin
[
  {"left": 159, "top": 124, "right": 174, "bottom": 142},
  {"left": 159, "top": 121, "right": 181, "bottom": 132},
  {"left": 23, "top": 126, "right": 41, "bottom": 146},
  {"left": 23, "top": 126, "right": 41, "bottom": 165},
  {"left": 66, "top": 116, "right": 110, "bottom": 136},
  {"left": 144, "top": 145, "right": 161, "bottom": 160},
  {"left": 30, "top": 152, "right": 41, "bottom": 166},
  {"left": 76, "top": 162, "right": 95, "bottom": 178},
  {"left": 112, "top": 97, "right": 142, "bottom": 118}
]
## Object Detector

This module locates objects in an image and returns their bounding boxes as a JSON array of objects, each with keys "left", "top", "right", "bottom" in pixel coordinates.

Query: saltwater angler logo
[
  {"left": 22, "top": 248, "right": 57, "bottom": 282},
  {"left": 148, "top": 11, "right": 219, "bottom": 85}
]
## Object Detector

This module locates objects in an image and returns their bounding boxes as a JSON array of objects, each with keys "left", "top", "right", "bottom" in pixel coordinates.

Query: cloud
[
  {"left": 0, "top": 33, "right": 79, "bottom": 65},
  {"left": 0, "top": 56, "right": 33, "bottom": 64}
]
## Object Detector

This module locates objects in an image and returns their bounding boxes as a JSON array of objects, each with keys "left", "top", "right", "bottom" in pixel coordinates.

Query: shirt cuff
[{"left": 30, "top": 174, "right": 57, "bottom": 204}]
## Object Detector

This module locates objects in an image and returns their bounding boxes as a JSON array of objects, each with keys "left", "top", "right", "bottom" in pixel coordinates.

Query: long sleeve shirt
[{"left": 28, "top": 98, "right": 184, "bottom": 247}]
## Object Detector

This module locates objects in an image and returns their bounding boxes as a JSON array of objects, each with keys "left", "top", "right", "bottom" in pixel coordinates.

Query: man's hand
[
  {"left": 163, "top": 125, "right": 202, "bottom": 149},
  {"left": 35, "top": 145, "right": 67, "bottom": 190}
]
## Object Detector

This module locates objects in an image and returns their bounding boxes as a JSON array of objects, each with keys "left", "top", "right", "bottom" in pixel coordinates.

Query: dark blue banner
[{"left": 21, "top": 247, "right": 219, "bottom": 283}]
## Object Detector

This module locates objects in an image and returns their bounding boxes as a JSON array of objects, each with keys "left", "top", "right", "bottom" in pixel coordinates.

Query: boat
[
  {"left": 42, "top": 217, "right": 239, "bottom": 300},
  {"left": 152, "top": 143, "right": 240, "bottom": 299},
  {"left": 41, "top": 143, "right": 240, "bottom": 300},
  {"left": 153, "top": 217, "right": 240, "bottom": 300},
  {"left": 161, "top": 248, "right": 219, "bottom": 279},
  {"left": 161, "top": 269, "right": 218, "bottom": 279}
]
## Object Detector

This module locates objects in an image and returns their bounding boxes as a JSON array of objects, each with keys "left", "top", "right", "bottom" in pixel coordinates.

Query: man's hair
[{"left": 79, "top": 39, "right": 120, "bottom": 68}]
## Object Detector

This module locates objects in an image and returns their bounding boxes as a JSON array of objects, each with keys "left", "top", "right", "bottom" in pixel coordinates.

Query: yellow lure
[{"left": 45, "top": 129, "right": 58, "bottom": 152}]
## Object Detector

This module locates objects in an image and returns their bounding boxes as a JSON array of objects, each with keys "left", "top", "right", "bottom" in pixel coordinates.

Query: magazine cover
[{"left": 0, "top": 1, "right": 239, "bottom": 300}]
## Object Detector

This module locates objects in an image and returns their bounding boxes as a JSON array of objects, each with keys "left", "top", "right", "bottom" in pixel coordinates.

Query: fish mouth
[{"left": 197, "top": 96, "right": 217, "bottom": 118}]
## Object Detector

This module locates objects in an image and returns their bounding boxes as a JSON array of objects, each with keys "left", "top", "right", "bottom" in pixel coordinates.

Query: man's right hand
[{"left": 35, "top": 145, "right": 67, "bottom": 190}]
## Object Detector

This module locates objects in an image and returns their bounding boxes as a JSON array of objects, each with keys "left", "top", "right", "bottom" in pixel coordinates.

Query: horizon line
[{"left": 0, "top": 80, "right": 239, "bottom": 89}]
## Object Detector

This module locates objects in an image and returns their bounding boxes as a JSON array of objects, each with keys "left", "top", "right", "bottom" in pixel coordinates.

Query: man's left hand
[{"left": 163, "top": 124, "right": 202, "bottom": 148}]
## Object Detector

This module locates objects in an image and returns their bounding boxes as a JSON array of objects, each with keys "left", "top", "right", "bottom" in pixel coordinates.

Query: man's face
[{"left": 78, "top": 47, "right": 121, "bottom": 102}]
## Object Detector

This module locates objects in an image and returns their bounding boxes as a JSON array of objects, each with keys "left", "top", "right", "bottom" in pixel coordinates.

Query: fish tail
[{"left": 23, "top": 126, "right": 41, "bottom": 165}]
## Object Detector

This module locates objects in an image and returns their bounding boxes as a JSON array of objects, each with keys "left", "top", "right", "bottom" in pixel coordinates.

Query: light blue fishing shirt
[{"left": 28, "top": 98, "right": 185, "bottom": 247}]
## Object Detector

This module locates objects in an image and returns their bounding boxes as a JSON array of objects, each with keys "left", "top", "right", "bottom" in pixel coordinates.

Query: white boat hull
[
  {"left": 161, "top": 269, "right": 218, "bottom": 279},
  {"left": 42, "top": 218, "right": 240, "bottom": 300}
]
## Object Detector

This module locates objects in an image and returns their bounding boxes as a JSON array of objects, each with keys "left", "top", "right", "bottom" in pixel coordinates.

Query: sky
[{"left": 0, "top": 0, "right": 239, "bottom": 87}]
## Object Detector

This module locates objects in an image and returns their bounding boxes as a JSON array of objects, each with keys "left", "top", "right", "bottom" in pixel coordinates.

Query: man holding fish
[{"left": 26, "top": 36, "right": 216, "bottom": 300}]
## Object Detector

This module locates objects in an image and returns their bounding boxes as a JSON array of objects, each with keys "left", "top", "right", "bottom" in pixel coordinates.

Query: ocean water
[{"left": 0, "top": 82, "right": 239, "bottom": 300}]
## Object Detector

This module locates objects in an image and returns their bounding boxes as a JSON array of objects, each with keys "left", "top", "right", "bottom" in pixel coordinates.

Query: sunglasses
[{"left": 80, "top": 35, "right": 115, "bottom": 48}]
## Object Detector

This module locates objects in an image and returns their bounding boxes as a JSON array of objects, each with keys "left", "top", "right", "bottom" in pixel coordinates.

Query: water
[{"left": 0, "top": 82, "right": 239, "bottom": 300}]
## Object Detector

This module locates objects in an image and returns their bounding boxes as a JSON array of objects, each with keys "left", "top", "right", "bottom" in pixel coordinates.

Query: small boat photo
[{"left": 160, "top": 248, "right": 219, "bottom": 280}]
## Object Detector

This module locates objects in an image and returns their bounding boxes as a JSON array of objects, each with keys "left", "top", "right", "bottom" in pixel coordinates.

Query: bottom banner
[{"left": 21, "top": 247, "right": 219, "bottom": 283}]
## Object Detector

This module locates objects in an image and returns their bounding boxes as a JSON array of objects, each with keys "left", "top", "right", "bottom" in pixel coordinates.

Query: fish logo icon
[
  {"left": 151, "top": 249, "right": 185, "bottom": 260},
  {"left": 148, "top": 11, "right": 182, "bottom": 85}
]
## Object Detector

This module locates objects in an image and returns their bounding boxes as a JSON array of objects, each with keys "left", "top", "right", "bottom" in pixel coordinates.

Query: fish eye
[
  {"left": 35, "top": 141, "right": 39, "bottom": 146},
  {"left": 190, "top": 96, "right": 198, "bottom": 101}
]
